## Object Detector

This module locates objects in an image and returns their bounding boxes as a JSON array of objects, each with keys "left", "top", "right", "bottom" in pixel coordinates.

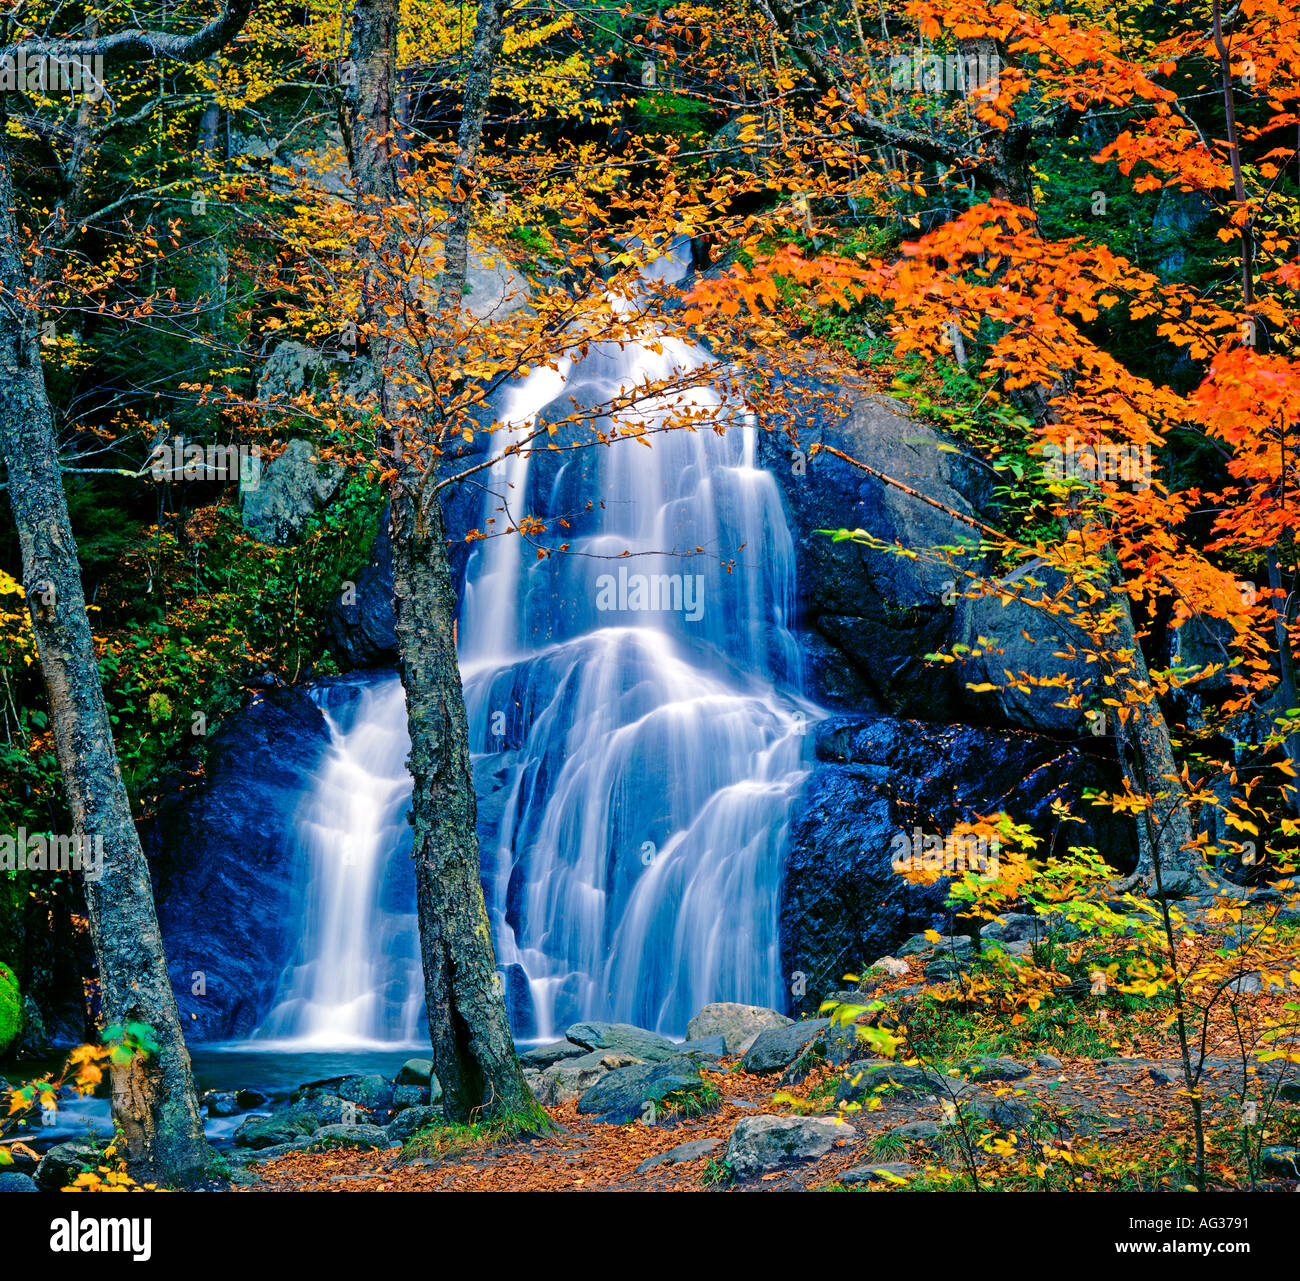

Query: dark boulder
[
  {"left": 233, "top": 1111, "right": 318, "bottom": 1150},
  {"left": 34, "top": 1139, "right": 102, "bottom": 1191},
  {"left": 756, "top": 382, "right": 992, "bottom": 717},
  {"left": 739, "top": 1019, "right": 831, "bottom": 1074},
  {"left": 564, "top": 1021, "right": 680, "bottom": 1063},
  {"left": 576, "top": 1056, "right": 709, "bottom": 1124},
  {"left": 781, "top": 715, "right": 1130, "bottom": 1014},
  {"left": 324, "top": 506, "right": 397, "bottom": 667},
  {"left": 147, "top": 685, "right": 331, "bottom": 1039}
]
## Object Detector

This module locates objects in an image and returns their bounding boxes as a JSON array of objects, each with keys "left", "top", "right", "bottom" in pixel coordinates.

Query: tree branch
[{"left": 4, "top": 0, "right": 255, "bottom": 69}]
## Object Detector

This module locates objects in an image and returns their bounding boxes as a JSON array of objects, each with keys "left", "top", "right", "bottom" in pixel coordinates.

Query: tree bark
[
  {"left": 1101, "top": 574, "right": 1218, "bottom": 897},
  {"left": 0, "top": 137, "right": 213, "bottom": 1185},
  {"left": 0, "top": 0, "right": 256, "bottom": 1185},
  {"left": 340, "top": 0, "right": 539, "bottom": 1125}
]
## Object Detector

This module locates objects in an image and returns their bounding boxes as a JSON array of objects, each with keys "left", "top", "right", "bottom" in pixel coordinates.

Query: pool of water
[{"left": 2, "top": 1045, "right": 430, "bottom": 1151}]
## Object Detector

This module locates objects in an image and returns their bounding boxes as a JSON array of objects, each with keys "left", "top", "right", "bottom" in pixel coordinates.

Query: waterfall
[
  {"left": 253, "top": 678, "right": 424, "bottom": 1048},
  {"left": 254, "top": 243, "right": 814, "bottom": 1045}
]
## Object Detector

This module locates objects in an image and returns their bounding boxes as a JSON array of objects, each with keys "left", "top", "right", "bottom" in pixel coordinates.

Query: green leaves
[{"left": 102, "top": 1020, "right": 162, "bottom": 1066}]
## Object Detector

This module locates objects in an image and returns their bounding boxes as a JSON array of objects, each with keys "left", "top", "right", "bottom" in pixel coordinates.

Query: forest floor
[{"left": 234, "top": 973, "right": 1300, "bottom": 1193}]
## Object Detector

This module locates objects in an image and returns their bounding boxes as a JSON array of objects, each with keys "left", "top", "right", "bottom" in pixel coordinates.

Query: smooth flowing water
[
  {"left": 254, "top": 246, "right": 814, "bottom": 1046},
  {"left": 254, "top": 680, "right": 423, "bottom": 1048}
]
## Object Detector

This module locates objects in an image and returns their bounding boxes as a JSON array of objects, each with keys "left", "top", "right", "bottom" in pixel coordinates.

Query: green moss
[{"left": 0, "top": 960, "right": 23, "bottom": 1056}]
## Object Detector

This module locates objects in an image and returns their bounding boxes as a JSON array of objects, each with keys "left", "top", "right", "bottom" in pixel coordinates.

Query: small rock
[
  {"left": 1230, "top": 972, "right": 1294, "bottom": 995},
  {"left": 959, "top": 1056, "right": 1032, "bottom": 1082},
  {"left": 872, "top": 957, "right": 910, "bottom": 977},
  {"left": 685, "top": 1003, "right": 792, "bottom": 1053},
  {"left": 396, "top": 1058, "right": 433, "bottom": 1086},
  {"left": 290, "top": 1093, "right": 352, "bottom": 1127},
  {"left": 726, "top": 1115, "right": 856, "bottom": 1181},
  {"left": 822, "top": 990, "right": 869, "bottom": 1009},
  {"left": 676, "top": 1034, "right": 728, "bottom": 1060},
  {"left": 311, "top": 1123, "right": 391, "bottom": 1151},
  {"left": 35, "top": 1139, "right": 102, "bottom": 1191},
  {"left": 391, "top": 1084, "right": 428, "bottom": 1111},
  {"left": 205, "top": 1090, "right": 241, "bottom": 1118},
  {"left": 576, "top": 1056, "right": 709, "bottom": 1124},
  {"left": 1035, "top": 1054, "right": 1063, "bottom": 1070},
  {"left": 925, "top": 954, "right": 969, "bottom": 981},
  {"left": 635, "top": 1137, "right": 721, "bottom": 1174},
  {"left": 234, "top": 1111, "right": 317, "bottom": 1150},
  {"left": 959, "top": 1090, "right": 1034, "bottom": 1130},
  {"left": 1260, "top": 1145, "right": 1300, "bottom": 1179},
  {"left": 0, "top": 1171, "right": 38, "bottom": 1192},
  {"left": 740, "top": 1019, "right": 831, "bottom": 1074},
  {"left": 838, "top": 1161, "right": 917, "bottom": 1184},
  {"left": 338, "top": 1074, "right": 394, "bottom": 1112},
  {"left": 887, "top": 1120, "right": 944, "bottom": 1146},
  {"left": 898, "top": 934, "right": 974, "bottom": 959},
  {"left": 980, "top": 914, "right": 1044, "bottom": 944},
  {"left": 387, "top": 1105, "right": 442, "bottom": 1143},
  {"left": 1150, "top": 1067, "right": 1177, "bottom": 1086},
  {"left": 519, "top": 1041, "right": 589, "bottom": 1069},
  {"left": 834, "top": 1060, "right": 948, "bottom": 1107},
  {"left": 565, "top": 1021, "right": 680, "bottom": 1063}
]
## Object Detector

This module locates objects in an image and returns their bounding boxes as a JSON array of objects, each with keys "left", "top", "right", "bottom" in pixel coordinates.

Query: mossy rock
[{"left": 0, "top": 961, "right": 23, "bottom": 1056}]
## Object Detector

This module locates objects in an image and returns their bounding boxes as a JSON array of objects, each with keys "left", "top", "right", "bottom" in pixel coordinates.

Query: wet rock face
[
  {"left": 146, "top": 685, "right": 334, "bottom": 1040},
  {"left": 324, "top": 507, "right": 397, "bottom": 668},
  {"left": 780, "top": 715, "right": 1129, "bottom": 1014},
  {"left": 757, "top": 379, "right": 992, "bottom": 718}
]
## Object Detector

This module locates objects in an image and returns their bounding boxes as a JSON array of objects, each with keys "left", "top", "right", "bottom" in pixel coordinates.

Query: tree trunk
[
  {"left": 340, "top": 0, "right": 539, "bottom": 1125},
  {"left": 1101, "top": 562, "right": 1219, "bottom": 897},
  {"left": 0, "top": 136, "right": 213, "bottom": 1185}
]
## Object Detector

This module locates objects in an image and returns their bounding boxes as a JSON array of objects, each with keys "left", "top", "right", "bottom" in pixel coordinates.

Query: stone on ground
[
  {"left": 838, "top": 1161, "right": 918, "bottom": 1184},
  {"left": 635, "top": 1138, "right": 721, "bottom": 1174},
  {"left": 519, "top": 1040, "right": 590, "bottom": 1069},
  {"left": 564, "top": 1021, "right": 680, "bottom": 1062},
  {"left": 576, "top": 1056, "right": 709, "bottom": 1124},
  {"left": 311, "top": 1123, "right": 390, "bottom": 1151},
  {"left": 396, "top": 1058, "right": 433, "bottom": 1086},
  {"left": 725, "top": 1115, "right": 856, "bottom": 1181},
  {"left": 685, "top": 1003, "right": 792, "bottom": 1053},
  {"left": 959, "top": 1055, "right": 1032, "bottom": 1082},
  {"left": 739, "top": 1018, "right": 831, "bottom": 1074}
]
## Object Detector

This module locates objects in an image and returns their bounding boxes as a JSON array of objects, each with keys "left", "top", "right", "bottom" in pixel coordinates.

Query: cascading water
[
  {"left": 254, "top": 679, "right": 424, "bottom": 1047},
  {"left": 254, "top": 243, "right": 815, "bottom": 1045}
]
